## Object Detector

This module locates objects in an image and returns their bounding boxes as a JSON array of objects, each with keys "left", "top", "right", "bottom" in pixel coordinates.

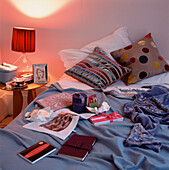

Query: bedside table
[{"left": 0, "top": 82, "right": 48, "bottom": 119}]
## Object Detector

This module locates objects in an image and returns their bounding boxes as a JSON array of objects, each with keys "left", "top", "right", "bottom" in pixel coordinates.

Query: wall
[
  {"left": 1, "top": 0, "right": 169, "bottom": 83},
  {"left": 0, "top": 0, "right": 169, "bottom": 115},
  {"left": 0, "top": 0, "right": 2, "bottom": 63}
]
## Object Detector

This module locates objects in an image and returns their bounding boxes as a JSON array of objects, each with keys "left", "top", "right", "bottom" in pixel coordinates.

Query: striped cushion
[{"left": 65, "top": 48, "right": 131, "bottom": 89}]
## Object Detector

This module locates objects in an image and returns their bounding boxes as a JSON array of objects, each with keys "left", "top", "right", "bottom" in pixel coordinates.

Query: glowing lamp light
[
  {"left": 10, "top": 0, "right": 70, "bottom": 18},
  {"left": 12, "top": 27, "right": 35, "bottom": 76}
]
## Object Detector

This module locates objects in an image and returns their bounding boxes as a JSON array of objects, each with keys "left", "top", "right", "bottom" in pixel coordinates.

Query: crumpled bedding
[
  {"left": 124, "top": 85, "right": 169, "bottom": 152},
  {"left": 0, "top": 83, "right": 169, "bottom": 170}
]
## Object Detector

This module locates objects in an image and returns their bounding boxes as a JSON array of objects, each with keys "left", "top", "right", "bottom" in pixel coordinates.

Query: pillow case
[
  {"left": 59, "top": 26, "right": 132, "bottom": 69},
  {"left": 59, "top": 49, "right": 90, "bottom": 69},
  {"left": 80, "top": 26, "right": 131, "bottom": 59},
  {"left": 65, "top": 47, "right": 131, "bottom": 89},
  {"left": 111, "top": 33, "right": 169, "bottom": 85}
]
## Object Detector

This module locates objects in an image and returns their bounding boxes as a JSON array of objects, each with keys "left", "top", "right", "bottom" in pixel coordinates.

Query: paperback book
[
  {"left": 57, "top": 134, "right": 96, "bottom": 161},
  {"left": 18, "top": 141, "right": 56, "bottom": 164}
]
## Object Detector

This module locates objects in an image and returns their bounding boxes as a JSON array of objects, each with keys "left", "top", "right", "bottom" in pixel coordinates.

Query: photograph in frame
[{"left": 33, "top": 64, "right": 48, "bottom": 84}]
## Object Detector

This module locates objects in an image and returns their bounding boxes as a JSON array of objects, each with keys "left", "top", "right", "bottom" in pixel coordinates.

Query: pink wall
[
  {"left": 1, "top": 0, "right": 169, "bottom": 83},
  {"left": 0, "top": 0, "right": 2, "bottom": 63}
]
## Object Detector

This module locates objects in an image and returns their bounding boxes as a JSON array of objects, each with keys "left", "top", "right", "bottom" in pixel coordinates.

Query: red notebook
[{"left": 57, "top": 134, "right": 96, "bottom": 161}]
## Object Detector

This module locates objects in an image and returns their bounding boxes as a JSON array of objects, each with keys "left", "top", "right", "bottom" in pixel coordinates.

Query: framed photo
[{"left": 33, "top": 64, "right": 48, "bottom": 84}]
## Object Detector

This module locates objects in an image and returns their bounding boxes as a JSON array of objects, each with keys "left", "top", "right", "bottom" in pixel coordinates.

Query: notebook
[
  {"left": 18, "top": 141, "right": 56, "bottom": 164},
  {"left": 57, "top": 134, "right": 96, "bottom": 161}
]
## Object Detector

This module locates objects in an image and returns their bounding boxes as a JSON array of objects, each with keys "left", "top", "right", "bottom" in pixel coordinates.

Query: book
[
  {"left": 18, "top": 141, "right": 56, "bottom": 164},
  {"left": 89, "top": 111, "right": 123, "bottom": 126},
  {"left": 57, "top": 134, "right": 96, "bottom": 161}
]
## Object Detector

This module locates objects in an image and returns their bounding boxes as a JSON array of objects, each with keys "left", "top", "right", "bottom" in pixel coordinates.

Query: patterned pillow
[
  {"left": 110, "top": 33, "right": 169, "bottom": 85},
  {"left": 65, "top": 48, "right": 131, "bottom": 89}
]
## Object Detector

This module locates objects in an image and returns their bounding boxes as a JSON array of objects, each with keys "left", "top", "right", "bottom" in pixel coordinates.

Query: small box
[
  {"left": 0, "top": 63, "right": 18, "bottom": 84},
  {"left": 21, "top": 73, "right": 33, "bottom": 82},
  {"left": 89, "top": 112, "right": 123, "bottom": 126},
  {"left": 0, "top": 69, "right": 17, "bottom": 84}
]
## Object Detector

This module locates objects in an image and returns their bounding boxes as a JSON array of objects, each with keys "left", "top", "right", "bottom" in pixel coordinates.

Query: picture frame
[{"left": 33, "top": 64, "right": 48, "bottom": 84}]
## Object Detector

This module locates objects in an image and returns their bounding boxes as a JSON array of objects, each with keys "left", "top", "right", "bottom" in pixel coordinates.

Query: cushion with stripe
[{"left": 65, "top": 47, "right": 131, "bottom": 89}]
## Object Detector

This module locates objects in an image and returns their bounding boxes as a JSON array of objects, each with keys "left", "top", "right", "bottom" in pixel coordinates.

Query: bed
[{"left": 0, "top": 27, "right": 169, "bottom": 170}]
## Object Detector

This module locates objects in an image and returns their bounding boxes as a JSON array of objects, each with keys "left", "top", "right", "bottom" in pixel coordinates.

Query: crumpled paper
[
  {"left": 86, "top": 101, "right": 110, "bottom": 114},
  {"left": 25, "top": 107, "right": 54, "bottom": 122}
]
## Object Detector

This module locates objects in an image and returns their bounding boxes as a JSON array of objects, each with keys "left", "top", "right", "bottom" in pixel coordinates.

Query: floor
[{"left": 0, "top": 115, "right": 13, "bottom": 128}]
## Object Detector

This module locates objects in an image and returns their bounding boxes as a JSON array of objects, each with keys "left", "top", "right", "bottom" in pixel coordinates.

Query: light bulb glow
[{"left": 10, "top": 0, "right": 70, "bottom": 18}]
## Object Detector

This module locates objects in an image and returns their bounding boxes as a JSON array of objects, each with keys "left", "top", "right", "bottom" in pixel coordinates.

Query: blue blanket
[{"left": 0, "top": 83, "right": 169, "bottom": 170}]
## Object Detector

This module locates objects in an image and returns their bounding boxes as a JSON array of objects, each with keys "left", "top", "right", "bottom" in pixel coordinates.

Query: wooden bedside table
[{"left": 0, "top": 82, "right": 48, "bottom": 119}]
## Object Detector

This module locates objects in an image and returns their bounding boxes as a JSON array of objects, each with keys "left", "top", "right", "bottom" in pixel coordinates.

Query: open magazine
[{"left": 23, "top": 108, "right": 95, "bottom": 140}]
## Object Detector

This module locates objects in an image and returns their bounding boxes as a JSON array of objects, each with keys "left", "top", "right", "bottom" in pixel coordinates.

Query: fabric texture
[
  {"left": 65, "top": 47, "right": 130, "bottom": 89},
  {"left": 59, "top": 26, "right": 132, "bottom": 69},
  {"left": 1, "top": 83, "right": 169, "bottom": 170},
  {"left": 124, "top": 85, "right": 169, "bottom": 152},
  {"left": 125, "top": 123, "right": 161, "bottom": 152},
  {"left": 111, "top": 33, "right": 169, "bottom": 85},
  {"left": 35, "top": 92, "right": 73, "bottom": 111}
]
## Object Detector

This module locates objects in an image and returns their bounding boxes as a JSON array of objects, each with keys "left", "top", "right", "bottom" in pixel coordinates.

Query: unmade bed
[{"left": 0, "top": 27, "right": 169, "bottom": 170}]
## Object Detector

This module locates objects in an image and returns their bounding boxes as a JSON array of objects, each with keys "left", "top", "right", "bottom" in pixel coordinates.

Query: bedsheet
[{"left": 0, "top": 83, "right": 169, "bottom": 170}]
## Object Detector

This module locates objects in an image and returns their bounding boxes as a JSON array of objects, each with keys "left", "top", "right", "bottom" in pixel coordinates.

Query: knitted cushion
[{"left": 65, "top": 47, "right": 130, "bottom": 89}]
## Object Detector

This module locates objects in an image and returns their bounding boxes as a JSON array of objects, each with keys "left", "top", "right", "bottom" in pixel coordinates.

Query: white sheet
[{"left": 58, "top": 71, "right": 169, "bottom": 91}]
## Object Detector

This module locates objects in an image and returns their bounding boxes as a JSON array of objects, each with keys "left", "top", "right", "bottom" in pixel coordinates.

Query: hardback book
[
  {"left": 57, "top": 134, "right": 96, "bottom": 161},
  {"left": 18, "top": 141, "right": 56, "bottom": 164},
  {"left": 89, "top": 111, "right": 123, "bottom": 126}
]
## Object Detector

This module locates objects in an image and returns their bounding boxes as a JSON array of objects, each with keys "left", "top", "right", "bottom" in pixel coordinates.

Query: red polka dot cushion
[
  {"left": 110, "top": 33, "right": 169, "bottom": 85},
  {"left": 65, "top": 47, "right": 130, "bottom": 89}
]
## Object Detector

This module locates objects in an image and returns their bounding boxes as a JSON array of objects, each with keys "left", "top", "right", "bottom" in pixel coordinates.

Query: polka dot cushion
[
  {"left": 110, "top": 33, "right": 169, "bottom": 85},
  {"left": 65, "top": 47, "right": 131, "bottom": 89}
]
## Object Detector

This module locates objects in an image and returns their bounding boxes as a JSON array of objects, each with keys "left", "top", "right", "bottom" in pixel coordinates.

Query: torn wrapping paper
[
  {"left": 23, "top": 108, "right": 95, "bottom": 140},
  {"left": 25, "top": 107, "right": 54, "bottom": 122},
  {"left": 86, "top": 101, "right": 110, "bottom": 114}
]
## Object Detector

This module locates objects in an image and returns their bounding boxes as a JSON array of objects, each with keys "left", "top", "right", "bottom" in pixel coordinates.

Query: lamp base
[{"left": 14, "top": 53, "right": 33, "bottom": 77}]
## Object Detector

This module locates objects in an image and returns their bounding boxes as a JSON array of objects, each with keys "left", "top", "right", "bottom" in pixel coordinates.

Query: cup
[{"left": 13, "top": 77, "right": 25, "bottom": 87}]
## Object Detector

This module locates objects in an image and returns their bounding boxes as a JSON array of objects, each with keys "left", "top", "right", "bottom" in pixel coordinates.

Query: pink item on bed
[{"left": 36, "top": 92, "right": 73, "bottom": 111}]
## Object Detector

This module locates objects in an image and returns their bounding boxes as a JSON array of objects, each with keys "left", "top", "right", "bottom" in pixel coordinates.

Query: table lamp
[{"left": 12, "top": 27, "right": 35, "bottom": 77}]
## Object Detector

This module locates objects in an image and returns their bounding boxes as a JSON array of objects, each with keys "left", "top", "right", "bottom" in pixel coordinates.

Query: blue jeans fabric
[{"left": 124, "top": 85, "right": 169, "bottom": 152}]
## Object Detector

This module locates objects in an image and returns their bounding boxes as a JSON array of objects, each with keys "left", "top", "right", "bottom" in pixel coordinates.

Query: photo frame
[{"left": 33, "top": 64, "right": 48, "bottom": 84}]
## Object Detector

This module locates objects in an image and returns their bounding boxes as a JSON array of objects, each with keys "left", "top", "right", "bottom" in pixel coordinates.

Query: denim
[{"left": 124, "top": 85, "right": 169, "bottom": 152}]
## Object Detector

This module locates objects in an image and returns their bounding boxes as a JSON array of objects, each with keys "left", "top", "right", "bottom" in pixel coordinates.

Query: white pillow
[
  {"left": 59, "top": 49, "right": 90, "bottom": 69},
  {"left": 80, "top": 26, "right": 131, "bottom": 59},
  {"left": 59, "top": 26, "right": 132, "bottom": 69}
]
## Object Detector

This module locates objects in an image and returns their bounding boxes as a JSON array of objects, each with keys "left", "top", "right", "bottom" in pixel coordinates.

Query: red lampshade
[{"left": 12, "top": 27, "right": 35, "bottom": 53}]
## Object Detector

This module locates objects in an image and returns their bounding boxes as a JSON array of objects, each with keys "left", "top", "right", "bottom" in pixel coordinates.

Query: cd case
[{"left": 18, "top": 141, "right": 56, "bottom": 164}]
